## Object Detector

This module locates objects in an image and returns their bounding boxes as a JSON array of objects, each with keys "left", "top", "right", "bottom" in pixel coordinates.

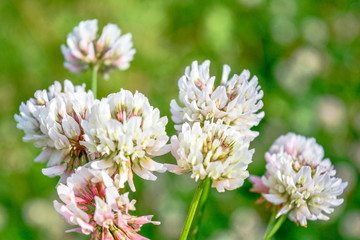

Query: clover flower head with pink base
[
  {"left": 250, "top": 133, "right": 347, "bottom": 227},
  {"left": 54, "top": 167, "right": 159, "bottom": 239},
  {"left": 61, "top": 19, "right": 135, "bottom": 78}
]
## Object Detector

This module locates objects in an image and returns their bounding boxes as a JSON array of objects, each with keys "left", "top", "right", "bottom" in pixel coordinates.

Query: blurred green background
[{"left": 0, "top": 0, "right": 359, "bottom": 239}]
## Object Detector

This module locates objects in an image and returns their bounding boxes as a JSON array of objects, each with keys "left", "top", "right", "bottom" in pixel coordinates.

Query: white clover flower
[
  {"left": 61, "top": 19, "right": 135, "bottom": 77},
  {"left": 170, "top": 60, "right": 264, "bottom": 140},
  {"left": 61, "top": 19, "right": 98, "bottom": 73},
  {"left": 96, "top": 23, "right": 135, "bottom": 77},
  {"left": 268, "top": 132, "right": 330, "bottom": 171},
  {"left": 54, "top": 167, "right": 159, "bottom": 239},
  {"left": 250, "top": 133, "right": 348, "bottom": 227},
  {"left": 15, "top": 80, "right": 96, "bottom": 181},
  {"left": 167, "top": 120, "right": 254, "bottom": 192},
  {"left": 39, "top": 82, "right": 96, "bottom": 180},
  {"left": 15, "top": 81, "right": 62, "bottom": 146},
  {"left": 81, "top": 89, "right": 170, "bottom": 191}
]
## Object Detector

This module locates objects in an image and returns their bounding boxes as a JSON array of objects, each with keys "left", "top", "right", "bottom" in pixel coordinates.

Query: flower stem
[
  {"left": 263, "top": 213, "right": 288, "bottom": 240},
  {"left": 180, "top": 178, "right": 208, "bottom": 240},
  {"left": 91, "top": 65, "right": 98, "bottom": 99},
  {"left": 264, "top": 211, "right": 277, "bottom": 235},
  {"left": 190, "top": 177, "right": 211, "bottom": 239}
]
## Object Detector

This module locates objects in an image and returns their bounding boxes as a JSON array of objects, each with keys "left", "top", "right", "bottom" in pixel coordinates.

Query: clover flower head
[
  {"left": 54, "top": 167, "right": 159, "bottom": 239},
  {"left": 15, "top": 80, "right": 63, "bottom": 146},
  {"left": 268, "top": 132, "right": 328, "bottom": 171},
  {"left": 250, "top": 133, "right": 348, "bottom": 227},
  {"left": 81, "top": 89, "right": 170, "bottom": 191},
  {"left": 170, "top": 60, "right": 264, "bottom": 140},
  {"left": 167, "top": 120, "right": 254, "bottom": 192},
  {"left": 15, "top": 80, "right": 96, "bottom": 181},
  {"left": 61, "top": 19, "right": 135, "bottom": 78},
  {"left": 61, "top": 19, "right": 98, "bottom": 73},
  {"left": 38, "top": 81, "right": 96, "bottom": 180}
]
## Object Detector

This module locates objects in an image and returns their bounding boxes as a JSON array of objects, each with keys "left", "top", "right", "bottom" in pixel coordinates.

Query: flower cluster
[
  {"left": 16, "top": 80, "right": 169, "bottom": 186},
  {"left": 168, "top": 121, "right": 254, "bottom": 192},
  {"left": 54, "top": 167, "right": 159, "bottom": 239},
  {"left": 15, "top": 79, "right": 167, "bottom": 237},
  {"left": 250, "top": 133, "right": 347, "bottom": 226},
  {"left": 168, "top": 60, "right": 263, "bottom": 192},
  {"left": 81, "top": 89, "right": 170, "bottom": 191},
  {"left": 170, "top": 60, "right": 264, "bottom": 140},
  {"left": 61, "top": 19, "right": 135, "bottom": 77},
  {"left": 15, "top": 80, "right": 96, "bottom": 181}
]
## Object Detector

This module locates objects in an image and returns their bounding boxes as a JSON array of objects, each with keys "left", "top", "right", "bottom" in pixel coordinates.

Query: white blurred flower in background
[
  {"left": 230, "top": 208, "right": 265, "bottom": 239},
  {"left": 270, "top": 17, "right": 297, "bottom": 45},
  {"left": 301, "top": 17, "right": 328, "bottom": 46},
  {"left": 61, "top": 19, "right": 135, "bottom": 78},
  {"left": 239, "top": 0, "right": 263, "bottom": 8},
  {"left": 0, "top": 204, "right": 7, "bottom": 233},
  {"left": 269, "top": 0, "right": 297, "bottom": 18},
  {"left": 316, "top": 95, "right": 346, "bottom": 132},
  {"left": 340, "top": 210, "right": 360, "bottom": 239},
  {"left": 81, "top": 89, "right": 169, "bottom": 191},
  {"left": 170, "top": 60, "right": 264, "bottom": 140},
  {"left": 335, "top": 162, "right": 356, "bottom": 195},
  {"left": 333, "top": 13, "right": 359, "bottom": 43},
  {"left": 250, "top": 133, "right": 347, "bottom": 226},
  {"left": 209, "top": 207, "right": 265, "bottom": 240},
  {"left": 268, "top": 0, "right": 298, "bottom": 45},
  {"left": 274, "top": 46, "right": 323, "bottom": 95},
  {"left": 23, "top": 198, "right": 67, "bottom": 240}
]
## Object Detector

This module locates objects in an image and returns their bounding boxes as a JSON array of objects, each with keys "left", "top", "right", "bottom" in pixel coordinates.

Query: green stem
[
  {"left": 179, "top": 178, "right": 208, "bottom": 240},
  {"left": 264, "top": 211, "right": 277, "bottom": 236},
  {"left": 91, "top": 65, "right": 98, "bottom": 99},
  {"left": 190, "top": 177, "right": 211, "bottom": 240},
  {"left": 263, "top": 213, "right": 288, "bottom": 240}
]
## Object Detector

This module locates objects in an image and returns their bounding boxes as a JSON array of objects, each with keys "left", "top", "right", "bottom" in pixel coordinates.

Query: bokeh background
[{"left": 0, "top": 0, "right": 359, "bottom": 239}]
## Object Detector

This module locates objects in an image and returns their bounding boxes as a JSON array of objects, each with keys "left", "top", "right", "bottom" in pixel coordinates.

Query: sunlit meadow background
[{"left": 0, "top": 0, "right": 359, "bottom": 239}]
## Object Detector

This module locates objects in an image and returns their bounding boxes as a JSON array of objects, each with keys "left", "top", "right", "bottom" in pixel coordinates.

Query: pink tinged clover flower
[
  {"left": 61, "top": 19, "right": 98, "bottom": 73},
  {"left": 15, "top": 80, "right": 96, "bottom": 181},
  {"left": 170, "top": 60, "right": 264, "bottom": 140},
  {"left": 250, "top": 133, "right": 348, "bottom": 227},
  {"left": 167, "top": 120, "right": 254, "bottom": 192},
  {"left": 54, "top": 167, "right": 160, "bottom": 239},
  {"left": 81, "top": 89, "right": 170, "bottom": 191},
  {"left": 61, "top": 19, "right": 135, "bottom": 78}
]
